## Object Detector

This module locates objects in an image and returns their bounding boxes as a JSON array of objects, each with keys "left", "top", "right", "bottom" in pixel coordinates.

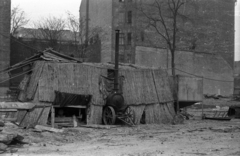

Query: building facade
[
  {"left": 80, "top": 0, "right": 235, "bottom": 96},
  {"left": 0, "top": 0, "right": 11, "bottom": 98},
  {"left": 80, "top": 0, "right": 235, "bottom": 67}
]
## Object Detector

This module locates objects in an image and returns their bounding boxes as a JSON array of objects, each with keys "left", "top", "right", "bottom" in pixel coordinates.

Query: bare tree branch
[
  {"left": 31, "top": 16, "right": 66, "bottom": 49},
  {"left": 11, "top": 6, "right": 29, "bottom": 36}
]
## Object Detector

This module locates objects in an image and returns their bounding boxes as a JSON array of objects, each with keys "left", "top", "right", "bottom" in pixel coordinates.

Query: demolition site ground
[{"left": 1, "top": 98, "right": 240, "bottom": 156}]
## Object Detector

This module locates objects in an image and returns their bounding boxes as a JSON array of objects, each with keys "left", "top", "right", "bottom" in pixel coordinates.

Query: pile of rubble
[{"left": 0, "top": 120, "right": 26, "bottom": 154}]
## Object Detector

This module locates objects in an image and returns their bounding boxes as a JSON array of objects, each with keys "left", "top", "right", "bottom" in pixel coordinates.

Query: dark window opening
[
  {"left": 127, "top": 11, "right": 132, "bottom": 24},
  {"left": 107, "top": 69, "right": 115, "bottom": 79},
  {"left": 119, "top": 0, "right": 125, "bottom": 2},
  {"left": 141, "top": 31, "right": 144, "bottom": 42},
  {"left": 127, "top": 33, "right": 132, "bottom": 45}
]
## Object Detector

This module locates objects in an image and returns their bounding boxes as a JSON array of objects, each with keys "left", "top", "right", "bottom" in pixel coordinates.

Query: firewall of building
[
  {"left": 80, "top": 0, "right": 234, "bottom": 68},
  {"left": 0, "top": 0, "right": 11, "bottom": 96}
]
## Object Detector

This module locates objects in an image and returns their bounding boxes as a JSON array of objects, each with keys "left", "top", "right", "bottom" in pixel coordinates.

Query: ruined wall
[
  {"left": 0, "top": 0, "right": 11, "bottom": 98},
  {"left": 135, "top": 46, "right": 234, "bottom": 96},
  {"left": 80, "top": 0, "right": 113, "bottom": 63}
]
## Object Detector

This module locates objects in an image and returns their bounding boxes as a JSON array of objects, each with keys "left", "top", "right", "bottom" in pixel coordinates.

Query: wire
[
  {"left": 173, "top": 68, "right": 234, "bottom": 83},
  {"left": 0, "top": 68, "right": 33, "bottom": 84},
  {"left": 0, "top": 31, "right": 234, "bottom": 83},
  {"left": 0, "top": 32, "right": 41, "bottom": 52}
]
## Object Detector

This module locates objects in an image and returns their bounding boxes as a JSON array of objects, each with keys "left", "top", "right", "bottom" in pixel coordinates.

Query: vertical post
[
  {"left": 114, "top": 30, "right": 120, "bottom": 92},
  {"left": 176, "top": 75, "right": 179, "bottom": 113},
  {"left": 51, "top": 106, "right": 55, "bottom": 128}
]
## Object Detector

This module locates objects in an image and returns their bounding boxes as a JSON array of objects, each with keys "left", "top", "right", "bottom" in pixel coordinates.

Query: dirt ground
[{"left": 1, "top": 98, "right": 240, "bottom": 156}]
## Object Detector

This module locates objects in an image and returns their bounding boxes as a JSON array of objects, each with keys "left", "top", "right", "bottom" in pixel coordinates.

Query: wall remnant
[{"left": 135, "top": 46, "right": 234, "bottom": 96}]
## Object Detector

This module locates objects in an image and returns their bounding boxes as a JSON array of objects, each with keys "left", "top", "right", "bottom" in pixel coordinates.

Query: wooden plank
[
  {"left": 38, "top": 63, "right": 57, "bottom": 102},
  {"left": 35, "top": 125, "right": 64, "bottom": 133},
  {"left": 87, "top": 105, "right": 102, "bottom": 124},
  {"left": 51, "top": 106, "right": 55, "bottom": 128},
  {"left": 18, "top": 74, "right": 30, "bottom": 102},
  {"left": 18, "top": 105, "right": 51, "bottom": 128},
  {"left": 53, "top": 105, "right": 86, "bottom": 109},
  {"left": 55, "top": 117, "right": 73, "bottom": 123},
  {"left": 0, "top": 102, "right": 35, "bottom": 110},
  {"left": 26, "top": 61, "right": 45, "bottom": 100},
  {"left": 79, "top": 124, "right": 119, "bottom": 129},
  {"left": 0, "top": 109, "right": 17, "bottom": 112}
]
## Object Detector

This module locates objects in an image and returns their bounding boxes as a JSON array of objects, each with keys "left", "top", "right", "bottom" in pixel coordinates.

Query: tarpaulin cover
[{"left": 53, "top": 91, "right": 92, "bottom": 107}]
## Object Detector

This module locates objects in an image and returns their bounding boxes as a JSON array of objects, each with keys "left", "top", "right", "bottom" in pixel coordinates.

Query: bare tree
[
  {"left": 66, "top": 12, "right": 105, "bottom": 60},
  {"left": 31, "top": 16, "right": 66, "bottom": 49},
  {"left": 139, "top": 0, "right": 187, "bottom": 112},
  {"left": 11, "top": 6, "right": 29, "bottom": 36},
  {"left": 66, "top": 12, "right": 80, "bottom": 45}
]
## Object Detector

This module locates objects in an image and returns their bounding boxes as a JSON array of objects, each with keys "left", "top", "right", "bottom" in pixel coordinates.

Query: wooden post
[
  {"left": 201, "top": 76, "right": 204, "bottom": 119},
  {"left": 51, "top": 106, "right": 55, "bottom": 128},
  {"left": 73, "top": 115, "right": 77, "bottom": 127}
]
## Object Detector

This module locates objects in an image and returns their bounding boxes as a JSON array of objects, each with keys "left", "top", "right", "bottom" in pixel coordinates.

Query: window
[
  {"left": 119, "top": 12, "right": 124, "bottom": 23},
  {"left": 119, "top": 33, "right": 125, "bottom": 45},
  {"left": 127, "top": 33, "right": 132, "bottom": 45},
  {"left": 127, "top": 11, "right": 132, "bottom": 24},
  {"left": 119, "top": 0, "right": 125, "bottom": 2}
]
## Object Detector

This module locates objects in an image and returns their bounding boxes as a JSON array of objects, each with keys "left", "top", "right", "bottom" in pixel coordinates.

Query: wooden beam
[
  {"left": 0, "top": 102, "right": 51, "bottom": 110},
  {"left": 35, "top": 125, "right": 64, "bottom": 133}
]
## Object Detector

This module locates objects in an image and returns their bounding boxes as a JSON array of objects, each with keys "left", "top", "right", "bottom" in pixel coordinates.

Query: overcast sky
[{"left": 11, "top": 0, "right": 81, "bottom": 27}]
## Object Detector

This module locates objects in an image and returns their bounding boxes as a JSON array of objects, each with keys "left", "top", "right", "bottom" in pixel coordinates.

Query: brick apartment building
[
  {"left": 80, "top": 0, "right": 235, "bottom": 67},
  {"left": 0, "top": 0, "right": 11, "bottom": 97}
]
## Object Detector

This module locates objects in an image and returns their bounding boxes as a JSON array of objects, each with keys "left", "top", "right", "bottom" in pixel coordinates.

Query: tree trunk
[{"left": 171, "top": 49, "right": 179, "bottom": 113}]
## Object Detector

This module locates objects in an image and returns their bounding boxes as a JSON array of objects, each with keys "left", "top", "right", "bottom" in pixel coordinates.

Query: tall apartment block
[
  {"left": 0, "top": 0, "right": 11, "bottom": 97},
  {"left": 80, "top": 0, "right": 235, "bottom": 67}
]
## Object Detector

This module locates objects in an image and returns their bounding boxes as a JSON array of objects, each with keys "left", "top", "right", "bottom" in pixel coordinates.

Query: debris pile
[{"left": 0, "top": 121, "right": 27, "bottom": 154}]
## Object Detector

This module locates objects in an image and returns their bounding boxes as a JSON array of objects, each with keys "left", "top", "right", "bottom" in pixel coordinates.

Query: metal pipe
[{"left": 114, "top": 30, "right": 120, "bottom": 92}]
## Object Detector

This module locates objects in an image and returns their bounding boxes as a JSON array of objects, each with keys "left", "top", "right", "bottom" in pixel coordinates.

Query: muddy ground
[{"left": 1, "top": 98, "right": 240, "bottom": 156}]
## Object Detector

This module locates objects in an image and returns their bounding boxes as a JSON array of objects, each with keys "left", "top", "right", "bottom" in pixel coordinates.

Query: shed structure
[{"left": 15, "top": 49, "right": 175, "bottom": 125}]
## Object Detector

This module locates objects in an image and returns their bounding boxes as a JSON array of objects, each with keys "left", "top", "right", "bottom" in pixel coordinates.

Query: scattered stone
[
  {"left": 0, "top": 120, "right": 5, "bottom": 127},
  {"left": 4, "top": 122, "right": 18, "bottom": 129},
  {"left": 172, "top": 114, "right": 184, "bottom": 125},
  {"left": 0, "top": 143, "right": 7, "bottom": 151},
  {"left": 10, "top": 149, "right": 18, "bottom": 153}
]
